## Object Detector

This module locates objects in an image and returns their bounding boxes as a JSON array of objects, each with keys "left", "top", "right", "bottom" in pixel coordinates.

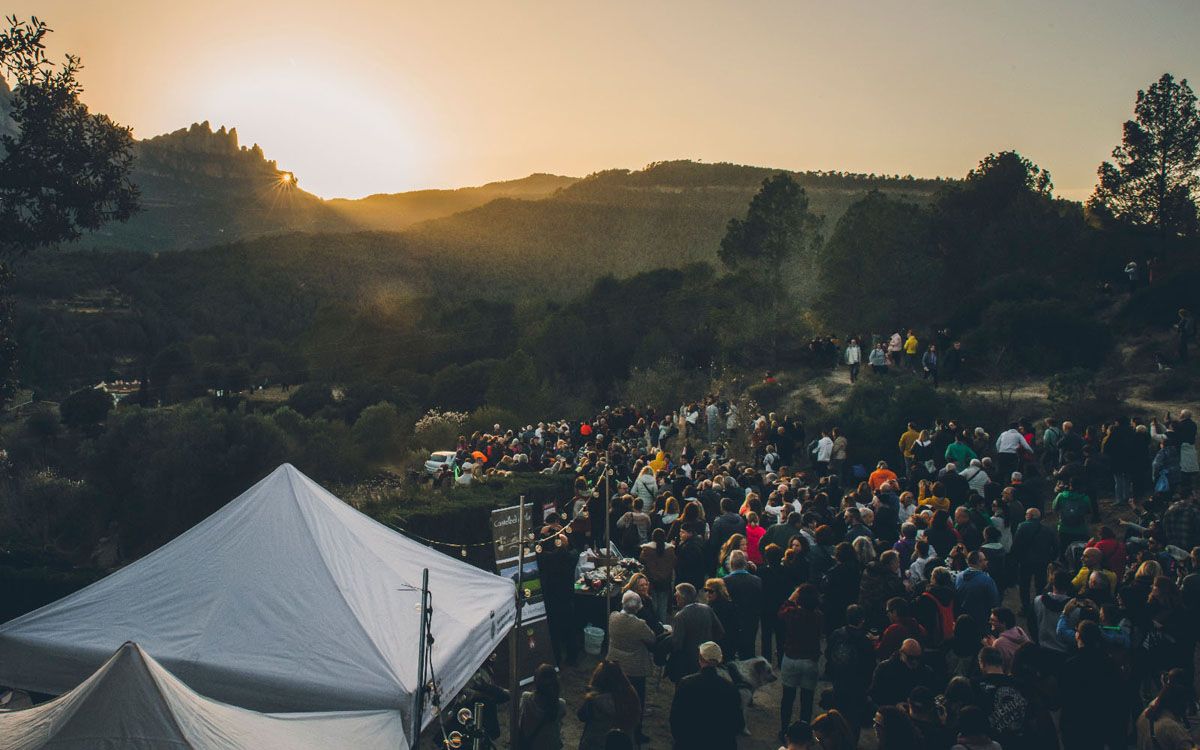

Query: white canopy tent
[
  {"left": 0, "top": 642, "right": 408, "bottom": 749},
  {"left": 0, "top": 464, "right": 515, "bottom": 739}
]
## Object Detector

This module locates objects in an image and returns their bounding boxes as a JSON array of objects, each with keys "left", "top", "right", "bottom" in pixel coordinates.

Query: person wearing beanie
[{"left": 669, "top": 641, "right": 744, "bottom": 749}]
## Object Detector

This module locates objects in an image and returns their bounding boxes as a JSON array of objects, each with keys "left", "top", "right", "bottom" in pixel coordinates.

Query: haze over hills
[{"left": 326, "top": 173, "right": 578, "bottom": 231}]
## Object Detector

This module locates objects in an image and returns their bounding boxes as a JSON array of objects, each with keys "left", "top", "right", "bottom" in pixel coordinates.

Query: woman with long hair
[
  {"left": 704, "top": 577, "right": 738, "bottom": 659},
  {"left": 638, "top": 528, "right": 674, "bottom": 618},
  {"left": 577, "top": 660, "right": 640, "bottom": 750},
  {"left": 621, "top": 572, "right": 663, "bottom": 634},
  {"left": 811, "top": 709, "right": 855, "bottom": 750},
  {"left": 716, "top": 533, "right": 748, "bottom": 576},
  {"left": 518, "top": 663, "right": 566, "bottom": 750}
]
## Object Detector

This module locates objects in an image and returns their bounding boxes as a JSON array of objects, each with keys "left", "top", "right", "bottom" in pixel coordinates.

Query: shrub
[
  {"left": 413, "top": 409, "right": 468, "bottom": 451},
  {"left": 352, "top": 402, "right": 407, "bottom": 464},
  {"left": 285, "top": 382, "right": 333, "bottom": 417},
  {"left": 60, "top": 388, "right": 113, "bottom": 432}
]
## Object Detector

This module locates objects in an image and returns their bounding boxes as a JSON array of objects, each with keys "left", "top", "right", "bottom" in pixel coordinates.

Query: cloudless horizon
[{"left": 10, "top": 0, "right": 1200, "bottom": 201}]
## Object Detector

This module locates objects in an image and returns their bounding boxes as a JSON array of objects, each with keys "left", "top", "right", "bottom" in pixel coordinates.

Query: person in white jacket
[
  {"left": 845, "top": 339, "right": 862, "bottom": 383},
  {"left": 633, "top": 465, "right": 658, "bottom": 506}
]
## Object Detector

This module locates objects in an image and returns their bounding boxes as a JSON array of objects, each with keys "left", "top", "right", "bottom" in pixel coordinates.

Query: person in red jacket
[
  {"left": 874, "top": 597, "right": 927, "bottom": 659},
  {"left": 1084, "top": 525, "right": 1127, "bottom": 573}
]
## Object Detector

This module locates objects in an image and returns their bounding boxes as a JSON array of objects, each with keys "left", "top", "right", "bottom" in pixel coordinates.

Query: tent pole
[
  {"left": 413, "top": 567, "right": 429, "bottom": 748},
  {"left": 508, "top": 494, "right": 526, "bottom": 750}
]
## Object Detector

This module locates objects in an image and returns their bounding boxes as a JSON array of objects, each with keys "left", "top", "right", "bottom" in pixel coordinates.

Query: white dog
[{"left": 716, "top": 656, "right": 779, "bottom": 732}]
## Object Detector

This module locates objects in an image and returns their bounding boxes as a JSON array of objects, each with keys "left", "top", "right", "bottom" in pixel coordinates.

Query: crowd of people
[{"left": 445, "top": 398, "right": 1199, "bottom": 749}]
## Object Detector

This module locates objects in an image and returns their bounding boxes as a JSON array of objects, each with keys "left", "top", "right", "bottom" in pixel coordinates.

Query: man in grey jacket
[{"left": 667, "top": 583, "right": 725, "bottom": 682}]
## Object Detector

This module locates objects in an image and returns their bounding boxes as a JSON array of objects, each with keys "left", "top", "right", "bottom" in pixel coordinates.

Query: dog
[{"left": 716, "top": 656, "right": 779, "bottom": 732}]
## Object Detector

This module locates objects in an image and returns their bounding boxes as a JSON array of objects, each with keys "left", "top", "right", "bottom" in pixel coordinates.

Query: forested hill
[
  {"left": 325, "top": 173, "right": 579, "bottom": 231},
  {"left": 404, "top": 161, "right": 947, "bottom": 293}
]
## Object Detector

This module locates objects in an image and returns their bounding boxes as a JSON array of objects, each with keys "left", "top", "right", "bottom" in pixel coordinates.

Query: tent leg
[
  {"left": 508, "top": 495, "right": 526, "bottom": 750},
  {"left": 413, "top": 567, "right": 430, "bottom": 747}
]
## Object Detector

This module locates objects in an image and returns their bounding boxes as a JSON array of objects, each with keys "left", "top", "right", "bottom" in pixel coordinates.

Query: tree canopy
[{"left": 1089, "top": 73, "right": 1200, "bottom": 238}]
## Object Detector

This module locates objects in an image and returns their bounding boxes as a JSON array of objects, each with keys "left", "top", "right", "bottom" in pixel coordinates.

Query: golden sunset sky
[{"left": 12, "top": 0, "right": 1200, "bottom": 200}]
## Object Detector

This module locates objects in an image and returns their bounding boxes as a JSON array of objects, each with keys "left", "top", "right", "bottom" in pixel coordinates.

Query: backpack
[
  {"left": 1059, "top": 495, "right": 1088, "bottom": 527},
  {"left": 922, "top": 591, "right": 955, "bottom": 646}
]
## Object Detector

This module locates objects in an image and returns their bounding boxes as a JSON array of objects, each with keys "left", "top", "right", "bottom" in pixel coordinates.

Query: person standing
[
  {"left": 723, "top": 549, "right": 764, "bottom": 659},
  {"left": 1052, "top": 478, "right": 1094, "bottom": 552},
  {"left": 921, "top": 344, "right": 939, "bottom": 386},
  {"left": 824, "top": 605, "right": 875, "bottom": 743},
  {"left": 606, "top": 591, "right": 656, "bottom": 728},
  {"left": 845, "top": 339, "right": 862, "bottom": 384},
  {"left": 777, "top": 584, "right": 824, "bottom": 735},
  {"left": 668, "top": 642, "right": 744, "bottom": 750},
  {"left": 888, "top": 331, "right": 904, "bottom": 366},
  {"left": 1010, "top": 508, "right": 1057, "bottom": 622},
  {"left": 577, "top": 661, "right": 640, "bottom": 750},
  {"left": 667, "top": 583, "right": 724, "bottom": 682},
  {"left": 814, "top": 430, "right": 834, "bottom": 476},
  {"left": 1058, "top": 621, "right": 1124, "bottom": 750},
  {"left": 995, "top": 423, "right": 1033, "bottom": 482},
  {"left": 1101, "top": 417, "right": 1140, "bottom": 509},
  {"left": 1176, "top": 308, "right": 1196, "bottom": 363},
  {"left": 518, "top": 664, "right": 566, "bottom": 750},
  {"left": 904, "top": 330, "right": 919, "bottom": 371},
  {"left": 942, "top": 341, "right": 964, "bottom": 385},
  {"left": 869, "top": 343, "right": 889, "bottom": 375}
]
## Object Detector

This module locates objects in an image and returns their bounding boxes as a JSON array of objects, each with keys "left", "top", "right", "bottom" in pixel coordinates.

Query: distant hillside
[
  {"left": 325, "top": 173, "right": 577, "bottom": 231},
  {"left": 402, "top": 160, "right": 948, "bottom": 295},
  {"left": 64, "top": 119, "right": 573, "bottom": 251}
]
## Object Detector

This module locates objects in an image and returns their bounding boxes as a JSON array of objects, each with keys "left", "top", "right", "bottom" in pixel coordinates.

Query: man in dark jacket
[
  {"left": 668, "top": 584, "right": 725, "bottom": 682},
  {"left": 1010, "top": 508, "right": 1057, "bottom": 622},
  {"left": 675, "top": 527, "right": 709, "bottom": 592},
  {"left": 939, "top": 463, "right": 971, "bottom": 509},
  {"left": 1058, "top": 621, "right": 1124, "bottom": 749},
  {"left": 825, "top": 605, "right": 875, "bottom": 738},
  {"left": 1101, "top": 418, "right": 1140, "bottom": 508},
  {"left": 955, "top": 551, "right": 1000, "bottom": 624},
  {"left": 711, "top": 498, "right": 747, "bottom": 550},
  {"left": 723, "top": 550, "right": 763, "bottom": 659},
  {"left": 760, "top": 511, "right": 804, "bottom": 554},
  {"left": 972, "top": 646, "right": 1034, "bottom": 748},
  {"left": 870, "top": 638, "right": 934, "bottom": 707},
  {"left": 536, "top": 531, "right": 581, "bottom": 666},
  {"left": 669, "top": 641, "right": 744, "bottom": 749}
]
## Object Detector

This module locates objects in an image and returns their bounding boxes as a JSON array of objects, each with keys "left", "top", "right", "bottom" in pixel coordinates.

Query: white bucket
[{"left": 583, "top": 626, "right": 604, "bottom": 655}]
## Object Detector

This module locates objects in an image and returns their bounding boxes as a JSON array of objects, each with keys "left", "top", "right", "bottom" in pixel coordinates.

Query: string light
[{"left": 385, "top": 512, "right": 582, "bottom": 555}]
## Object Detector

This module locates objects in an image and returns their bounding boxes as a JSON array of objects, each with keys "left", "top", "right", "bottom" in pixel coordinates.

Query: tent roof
[
  {"left": 0, "top": 464, "right": 514, "bottom": 732},
  {"left": 0, "top": 642, "right": 408, "bottom": 750}
]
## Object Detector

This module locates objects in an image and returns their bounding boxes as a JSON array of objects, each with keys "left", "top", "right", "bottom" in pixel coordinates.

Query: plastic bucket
[{"left": 583, "top": 626, "right": 604, "bottom": 655}]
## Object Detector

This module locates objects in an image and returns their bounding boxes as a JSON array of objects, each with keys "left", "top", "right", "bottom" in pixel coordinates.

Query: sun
[{"left": 278, "top": 172, "right": 297, "bottom": 188}]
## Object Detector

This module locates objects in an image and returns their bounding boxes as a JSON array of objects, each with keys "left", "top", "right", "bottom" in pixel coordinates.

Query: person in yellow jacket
[
  {"left": 903, "top": 330, "right": 919, "bottom": 372},
  {"left": 916, "top": 480, "right": 950, "bottom": 512},
  {"left": 898, "top": 423, "right": 920, "bottom": 465}
]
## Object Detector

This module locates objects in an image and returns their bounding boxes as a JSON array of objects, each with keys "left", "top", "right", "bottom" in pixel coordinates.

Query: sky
[{"left": 11, "top": 1, "right": 1200, "bottom": 200}]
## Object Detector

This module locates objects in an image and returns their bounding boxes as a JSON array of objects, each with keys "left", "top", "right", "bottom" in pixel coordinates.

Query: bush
[
  {"left": 746, "top": 380, "right": 788, "bottom": 413},
  {"left": 619, "top": 358, "right": 710, "bottom": 412},
  {"left": 286, "top": 382, "right": 333, "bottom": 417},
  {"left": 464, "top": 406, "right": 522, "bottom": 436},
  {"left": 413, "top": 409, "right": 468, "bottom": 451},
  {"left": 966, "top": 299, "right": 1111, "bottom": 374},
  {"left": 1148, "top": 368, "right": 1199, "bottom": 400},
  {"left": 60, "top": 388, "right": 113, "bottom": 432},
  {"left": 351, "top": 402, "right": 407, "bottom": 464}
]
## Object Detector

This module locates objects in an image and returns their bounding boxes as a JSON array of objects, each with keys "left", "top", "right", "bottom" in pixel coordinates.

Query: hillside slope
[{"left": 325, "top": 173, "right": 577, "bottom": 231}]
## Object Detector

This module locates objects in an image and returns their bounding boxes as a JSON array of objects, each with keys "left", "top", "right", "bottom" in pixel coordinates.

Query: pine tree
[{"left": 1089, "top": 73, "right": 1200, "bottom": 238}]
